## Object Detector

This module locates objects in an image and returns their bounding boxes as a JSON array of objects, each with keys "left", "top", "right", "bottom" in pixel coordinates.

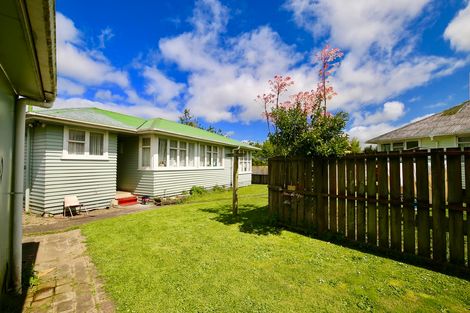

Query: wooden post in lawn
[{"left": 233, "top": 151, "right": 239, "bottom": 215}]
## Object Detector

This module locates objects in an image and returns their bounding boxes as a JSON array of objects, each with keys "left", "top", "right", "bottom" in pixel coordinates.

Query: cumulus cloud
[
  {"left": 58, "top": 77, "right": 86, "bottom": 96},
  {"left": 353, "top": 101, "right": 405, "bottom": 126},
  {"left": 51, "top": 97, "right": 180, "bottom": 121},
  {"left": 284, "top": 0, "right": 466, "bottom": 113},
  {"left": 142, "top": 67, "right": 185, "bottom": 103},
  {"left": 444, "top": 2, "right": 470, "bottom": 52},
  {"left": 348, "top": 123, "right": 398, "bottom": 146},
  {"left": 56, "top": 12, "right": 129, "bottom": 88}
]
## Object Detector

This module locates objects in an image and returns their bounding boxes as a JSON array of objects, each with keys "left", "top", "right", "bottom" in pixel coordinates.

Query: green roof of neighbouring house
[
  {"left": 28, "top": 107, "right": 257, "bottom": 150},
  {"left": 367, "top": 100, "right": 470, "bottom": 144}
]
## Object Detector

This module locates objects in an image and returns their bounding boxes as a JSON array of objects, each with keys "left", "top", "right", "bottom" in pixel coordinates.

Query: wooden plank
[
  {"left": 402, "top": 154, "right": 415, "bottom": 255},
  {"left": 290, "top": 160, "right": 298, "bottom": 226},
  {"left": 431, "top": 149, "right": 446, "bottom": 263},
  {"left": 297, "top": 159, "right": 305, "bottom": 228},
  {"left": 329, "top": 159, "right": 337, "bottom": 232},
  {"left": 317, "top": 158, "right": 327, "bottom": 234},
  {"left": 356, "top": 156, "right": 366, "bottom": 242},
  {"left": 465, "top": 148, "right": 470, "bottom": 267},
  {"left": 337, "top": 159, "right": 346, "bottom": 235},
  {"left": 366, "top": 155, "right": 377, "bottom": 246},
  {"left": 346, "top": 158, "right": 356, "bottom": 240},
  {"left": 377, "top": 154, "right": 389, "bottom": 248},
  {"left": 447, "top": 148, "right": 465, "bottom": 265},
  {"left": 416, "top": 152, "right": 431, "bottom": 258},
  {"left": 389, "top": 153, "right": 402, "bottom": 251},
  {"left": 321, "top": 159, "right": 329, "bottom": 233},
  {"left": 304, "top": 159, "right": 314, "bottom": 230}
]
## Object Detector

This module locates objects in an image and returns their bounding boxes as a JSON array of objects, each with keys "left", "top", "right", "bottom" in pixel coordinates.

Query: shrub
[
  {"left": 212, "top": 185, "right": 225, "bottom": 192},
  {"left": 190, "top": 185, "right": 207, "bottom": 195}
]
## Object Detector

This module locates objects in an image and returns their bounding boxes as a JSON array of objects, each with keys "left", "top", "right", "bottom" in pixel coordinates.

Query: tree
[
  {"left": 257, "top": 45, "right": 349, "bottom": 158},
  {"left": 179, "top": 108, "right": 199, "bottom": 128},
  {"left": 349, "top": 137, "right": 362, "bottom": 153},
  {"left": 250, "top": 140, "right": 276, "bottom": 165}
]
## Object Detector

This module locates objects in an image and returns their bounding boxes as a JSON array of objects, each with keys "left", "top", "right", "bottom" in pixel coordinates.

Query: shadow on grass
[
  {"left": 0, "top": 242, "right": 39, "bottom": 313},
  {"left": 200, "top": 204, "right": 282, "bottom": 236}
]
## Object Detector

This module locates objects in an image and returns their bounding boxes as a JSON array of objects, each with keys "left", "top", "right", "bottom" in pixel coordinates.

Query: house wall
[
  {"left": 0, "top": 70, "right": 15, "bottom": 293},
  {"left": 420, "top": 135, "right": 456, "bottom": 149},
  {"left": 117, "top": 136, "right": 252, "bottom": 197},
  {"left": 28, "top": 124, "right": 117, "bottom": 215}
]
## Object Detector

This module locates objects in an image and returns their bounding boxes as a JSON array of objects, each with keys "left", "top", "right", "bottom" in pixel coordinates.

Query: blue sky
[{"left": 55, "top": 0, "right": 470, "bottom": 144}]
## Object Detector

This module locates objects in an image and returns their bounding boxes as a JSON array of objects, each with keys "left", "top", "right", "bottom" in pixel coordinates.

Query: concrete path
[
  {"left": 22, "top": 230, "right": 114, "bottom": 313},
  {"left": 24, "top": 204, "right": 157, "bottom": 235}
]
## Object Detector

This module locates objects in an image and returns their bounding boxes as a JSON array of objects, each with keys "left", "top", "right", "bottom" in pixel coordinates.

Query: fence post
[
  {"left": 431, "top": 149, "right": 446, "bottom": 262},
  {"left": 317, "top": 158, "right": 327, "bottom": 234},
  {"left": 329, "top": 159, "right": 337, "bottom": 232},
  {"left": 346, "top": 157, "right": 356, "bottom": 240},
  {"left": 337, "top": 158, "right": 346, "bottom": 235},
  {"left": 465, "top": 147, "right": 470, "bottom": 267}
]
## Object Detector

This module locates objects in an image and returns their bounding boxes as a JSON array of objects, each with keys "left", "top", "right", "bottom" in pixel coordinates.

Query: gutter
[{"left": 12, "top": 98, "right": 54, "bottom": 293}]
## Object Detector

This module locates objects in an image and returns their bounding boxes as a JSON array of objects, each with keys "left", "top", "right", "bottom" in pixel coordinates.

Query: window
[
  {"left": 169, "top": 140, "right": 178, "bottom": 167},
  {"left": 239, "top": 150, "right": 252, "bottom": 173},
  {"left": 141, "top": 137, "right": 151, "bottom": 168},
  {"left": 68, "top": 129, "right": 85, "bottom": 155},
  {"left": 158, "top": 138, "right": 167, "bottom": 167},
  {"left": 89, "top": 132, "right": 104, "bottom": 155},
  {"left": 406, "top": 141, "right": 419, "bottom": 150},
  {"left": 392, "top": 142, "right": 404, "bottom": 151},
  {"left": 179, "top": 142, "right": 187, "bottom": 167},
  {"left": 200, "top": 144, "right": 223, "bottom": 167},
  {"left": 381, "top": 144, "right": 391, "bottom": 152},
  {"left": 63, "top": 127, "right": 108, "bottom": 159},
  {"left": 458, "top": 137, "right": 470, "bottom": 148},
  {"left": 188, "top": 143, "right": 195, "bottom": 167}
]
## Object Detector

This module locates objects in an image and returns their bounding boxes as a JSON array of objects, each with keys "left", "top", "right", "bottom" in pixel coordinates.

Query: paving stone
[
  {"left": 56, "top": 299, "right": 74, "bottom": 312},
  {"left": 33, "top": 286, "right": 55, "bottom": 301}
]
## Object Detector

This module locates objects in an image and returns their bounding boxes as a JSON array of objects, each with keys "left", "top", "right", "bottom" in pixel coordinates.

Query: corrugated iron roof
[
  {"left": 29, "top": 107, "right": 257, "bottom": 150},
  {"left": 367, "top": 101, "right": 470, "bottom": 143}
]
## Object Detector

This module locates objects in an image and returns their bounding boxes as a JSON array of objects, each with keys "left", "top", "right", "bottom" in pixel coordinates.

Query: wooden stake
[{"left": 233, "top": 152, "right": 239, "bottom": 215}]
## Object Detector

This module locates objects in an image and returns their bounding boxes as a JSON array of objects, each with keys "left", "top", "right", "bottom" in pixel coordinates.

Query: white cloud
[
  {"left": 98, "top": 27, "right": 114, "bottom": 49},
  {"left": 51, "top": 97, "right": 180, "bottom": 121},
  {"left": 353, "top": 101, "right": 405, "bottom": 126},
  {"left": 56, "top": 12, "right": 129, "bottom": 88},
  {"left": 94, "top": 89, "right": 124, "bottom": 101},
  {"left": 58, "top": 77, "right": 85, "bottom": 96},
  {"left": 284, "top": 0, "right": 466, "bottom": 113},
  {"left": 142, "top": 67, "right": 185, "bottom": 103},
  {"left": 348, "top": 123, "right": 398, "bottom": 146},
  {"left": 409, "top": 113, "right": 433, "bottom": 123},
  {"left": 444, "top": 2, "right": 470, "bottom": 52}
]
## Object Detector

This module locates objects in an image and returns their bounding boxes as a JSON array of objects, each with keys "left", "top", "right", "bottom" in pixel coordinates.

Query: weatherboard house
[
  {"left": 25, "top": 108, "right": 256, "bottom": 215},
  {"left": 367, "top": 101, "right": 470, "bottom": 151}
]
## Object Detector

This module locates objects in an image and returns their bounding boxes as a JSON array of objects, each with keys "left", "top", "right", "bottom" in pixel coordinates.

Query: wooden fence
[
  {"left": 252, "top": 166, "right": 269, "bottom": 184},
  {"left": 268, "top": 148, "right": 470, "bottom": 269}
]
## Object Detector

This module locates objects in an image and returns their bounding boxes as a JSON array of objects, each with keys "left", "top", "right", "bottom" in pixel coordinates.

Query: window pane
[
  {"left": 188, "top": 143, "right": 195, "bottom": 167},
  {"left": 382, "top": 144, "right": 391, "bottom": 152},
  {"left": 69, "top": 129, "right": 85, "bottom": 142},
  {"left": 392, "top": 142, "right": 403, "bottom": 151},
  {"left": 170, "top": 140, "right": 178, "bottom": 148},
  {"left": 170, "top": 149, "right": 177, "bottom": 167},
  {"left": 69, "top": 142, "right": 85, "bottom": 155},
  {"left": 406, "top": 141, "right": 418, "bottom": 150},
  {"left": 142, "top": 147, "right": 150, "bottom": 167},
  {"left": 89, "top": 132, "right": 104, "bottom": 155},
  {"left": 158, "top": 139, "right": 167, "bottom": 167},
  {"left": 179, "top": 149, "right": 187, "bottom": 167},
  {"left": 218, "top": 147, "right": 223, "bottom": 167},
  {"left": 200, "top": 145, "right": 205, "bottom": 166},
  {"left": 206, "top": 151, "right": 212, "bottom": 166},
  {"left": 142, "top": 137, "right": 151, "bottom": 147},
  {"left": 213, "top": 152, "right": 218, "bottom": 166},
  {"left": 179, "top": 141, "right": 187, "bottom": 150}
]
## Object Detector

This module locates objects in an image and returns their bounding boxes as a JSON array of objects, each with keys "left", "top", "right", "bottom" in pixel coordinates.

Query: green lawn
[{"left": 81, "top": 185, "right": 470, "bottom": 313}]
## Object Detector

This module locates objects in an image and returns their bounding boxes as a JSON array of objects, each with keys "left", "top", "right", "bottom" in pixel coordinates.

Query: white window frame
[
  {"left": 238, "top": 150, "right": 252, "bottom": 173},
  {"left": 139, "top": 136, "right": 153, "bottom": 169},
  {"left": 62, "top": 126, "right": 109, "bottom": 160}
]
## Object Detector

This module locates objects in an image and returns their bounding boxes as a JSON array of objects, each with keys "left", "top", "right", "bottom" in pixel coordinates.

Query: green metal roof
[{"left": 29, "top": 107, "right": 257, "bottom": 150}]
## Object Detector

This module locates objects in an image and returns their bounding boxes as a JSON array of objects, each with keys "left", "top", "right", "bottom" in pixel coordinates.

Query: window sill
[
  {"left": 61, "top": 154, "right": 109, "bottom": 161},
  {"left": 138, "top": 166, "right": 225, "bottom": 171}
]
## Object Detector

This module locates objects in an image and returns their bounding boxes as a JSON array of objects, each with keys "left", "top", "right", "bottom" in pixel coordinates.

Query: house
[
  {"left": 367, "top": 100, "right": 470, "bottom": 151},
  {"left": 25, "top": 107, "right": 257, "bottom": 215},
  {"left": 0, "top": 0, "right": 57, "bottom": 293}
]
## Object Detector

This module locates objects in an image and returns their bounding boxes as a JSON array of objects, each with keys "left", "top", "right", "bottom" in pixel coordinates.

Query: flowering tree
[{"left": 257, "top": 45, "right": 349, "bottom": 157}]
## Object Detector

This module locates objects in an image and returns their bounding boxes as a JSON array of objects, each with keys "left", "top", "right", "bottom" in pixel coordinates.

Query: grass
[{"left": 81, "top": 185, "right": 470, "bottom": 313}]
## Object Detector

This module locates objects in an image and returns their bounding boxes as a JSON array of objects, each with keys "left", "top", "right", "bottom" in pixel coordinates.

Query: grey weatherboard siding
[
  {"left": 117, "top": 136, "right": 251, "bottom": 197},
  {"left": 28, "top": 124, "right": 117, "bottom": 214}
]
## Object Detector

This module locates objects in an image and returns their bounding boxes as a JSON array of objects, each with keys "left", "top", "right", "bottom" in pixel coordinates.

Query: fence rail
[{"left": 268, "top": 148, "right": 470, "bottom": 269}]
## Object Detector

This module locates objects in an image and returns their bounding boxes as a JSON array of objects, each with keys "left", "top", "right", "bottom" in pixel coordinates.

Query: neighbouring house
[
  {"left": 0, "top": 0, "right": 57, "bottom": 293},
  {"left": 25, "top": 107, "right": 258, "bottom": 215},
  {"left": 367, "top": 100, "right": 470, "bottom": 151}
]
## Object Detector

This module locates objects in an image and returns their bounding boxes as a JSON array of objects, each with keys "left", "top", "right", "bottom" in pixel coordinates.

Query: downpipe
[{"left": 12, "top": 97, "right": 53, "bottom": 293}]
